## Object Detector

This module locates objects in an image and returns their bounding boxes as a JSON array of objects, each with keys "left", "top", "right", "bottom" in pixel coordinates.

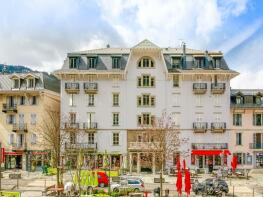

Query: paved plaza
[{"left": 1, "top": 170, "right": 263, "bottom": 197}]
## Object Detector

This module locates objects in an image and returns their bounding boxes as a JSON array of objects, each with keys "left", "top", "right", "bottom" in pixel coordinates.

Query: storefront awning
[{"left": 192, "top": 149, "right": 231, "bottom": 156}]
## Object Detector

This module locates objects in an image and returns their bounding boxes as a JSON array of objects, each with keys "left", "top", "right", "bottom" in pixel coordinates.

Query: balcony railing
[
  {"left": 193, "top": 83, "right": 207, "bottom": 94},
  {"left": 63, "top": 122, "right": 80, "bottom": 130},
  {"left": 211, "top": 83, "right": 226, "bottom": 94},
  {"left": 193, "top": 122, "right": 208, "bottom": 133},
  {"left": 12, "top": 123, "right": 28, "bottom": 133},
  {"left": 128, "top": 142, "right": 160, "bottom": 150},
  {"left": 65, "top": 143, "right": 97, "bottom": 151},
  {"left": 65, "top": 82, "right": 80, "bottom": 94},
  {"left": 211, "top": 122, "right": 226, "bottom": 133},
  {"left": 249, "top": 143, "right": 263, "bottom": 149},
  {"left": 83, "top": 122, "right": 98, "bottom": 131},
  {"left": 84, "top": 82, "right": 98, "bottom": 94},
  {"left": 12, "top": 143, "right": 27, "bottom": 151},
  {"left": 2, "top": 104, "right": 17, "bottom": 113}
]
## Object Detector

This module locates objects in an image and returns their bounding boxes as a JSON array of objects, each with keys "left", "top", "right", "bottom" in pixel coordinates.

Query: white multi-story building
[{"left": 54, "top": 39, "right": 238, "bottom": 173}]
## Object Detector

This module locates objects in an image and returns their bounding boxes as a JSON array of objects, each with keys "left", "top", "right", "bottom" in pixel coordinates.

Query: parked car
[
  {"left": 193, "top": 178, "right": 229, "bottom": 196},
  {"left": 111, "top": 178, "right": 144, "bottom": 192}
]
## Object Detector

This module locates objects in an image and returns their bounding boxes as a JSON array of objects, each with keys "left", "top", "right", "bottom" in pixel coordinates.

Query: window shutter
[
  {"left": 137, "top": 116, "right": 142, "bottom": 125},
  {"left": 253, "top": 114, "right": 255, "bottom": 126},
  {"left": 137, "top": 77, "right": 141, "bottom": 87},
  {"left": 137, "top": 97, "right": 141, "bottom": 106},
  {"left": 151, "top": 77, "right": 155, "bottom": 87}
]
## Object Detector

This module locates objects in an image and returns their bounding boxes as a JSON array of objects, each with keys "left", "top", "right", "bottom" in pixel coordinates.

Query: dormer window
[
  {"left": 214, "top": 58, "right": 221, "bottom": 69},
  {"left": 28, "top": 78, "right": 35, "bottom": 88},
  {"left": 13, "top": 79, "right": 20, "bottom": 89},
  {"left": 138, "top": 57, "right": 154, "bottom": 68},
  {"left": 171, "top": 57, "right": 181, "bottom": 69},
  {"left": 256, "top": 96, "right": 262, "bottom": 105},
  {"left": 88, "top": 57, "right": 97, "bottom": 69},
  {"left": 69, "top": 57, "right": 78, "bottom": 69},
  {"left": 195, "top": 57, "right": 204, "bottom": 68},
  {"left": 112, "top": 57, "right": 120, "bottom": 69},
  {"left": 236, "top": 96, "right": 243, "bottom": 104}
]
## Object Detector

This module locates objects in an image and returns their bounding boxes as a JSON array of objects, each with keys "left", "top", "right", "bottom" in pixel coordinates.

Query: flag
[
  {"left": 176, "top": 169, "right": 182, "bottom": 195},
  {"left": 184, "top": 169, "right": 191, "bottom": 196}
]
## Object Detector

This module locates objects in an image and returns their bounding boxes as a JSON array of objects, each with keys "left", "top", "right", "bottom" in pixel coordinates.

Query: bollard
[
  {"left": 233, "top": 186, "right": 234, "bottom": 197},
  {"left": 144, "top": 191, "right": 148, "bottom": 197},
  {"left": 253, "top": 188, "right": 254, "bottom": 197}
]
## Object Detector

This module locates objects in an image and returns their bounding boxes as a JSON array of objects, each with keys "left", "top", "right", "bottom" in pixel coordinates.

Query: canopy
[{"left": 192, "top": 149, "right": 231, "bottom": 156}]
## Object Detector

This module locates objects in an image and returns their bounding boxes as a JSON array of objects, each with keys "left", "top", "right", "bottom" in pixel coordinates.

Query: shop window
[{"left": 214, "top": 155, "right": 221, "bottom": 166}]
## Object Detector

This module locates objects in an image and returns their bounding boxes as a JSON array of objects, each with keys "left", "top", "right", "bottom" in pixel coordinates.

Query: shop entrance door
[{"left": 198, "top": 156, "right": 204, "bottom": 168}]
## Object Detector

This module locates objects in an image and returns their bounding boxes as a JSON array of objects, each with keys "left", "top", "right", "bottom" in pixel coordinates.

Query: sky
[{"left": 0, "top": 0, "right": 263, "bottom": 88}]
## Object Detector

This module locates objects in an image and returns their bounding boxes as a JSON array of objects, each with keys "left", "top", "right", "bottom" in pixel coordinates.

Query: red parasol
[
  {"left": 176, "top": 168, "right": 182, "bottom": 195},
  {"left": 184, "top": 168, "right": 191, "bottom": 196}
]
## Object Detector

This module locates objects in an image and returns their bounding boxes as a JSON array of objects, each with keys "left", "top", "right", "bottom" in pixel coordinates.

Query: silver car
[{"left": 111, "top": 178, "right": 145, "bottom": 192}]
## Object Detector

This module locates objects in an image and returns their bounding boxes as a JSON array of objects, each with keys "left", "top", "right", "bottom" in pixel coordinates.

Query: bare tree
[
  {"left": 38, "top": 106, "right": 63, "bottom": 186},
  {"left": 140, "top": 111, "right": 188, "bottom": 197}
]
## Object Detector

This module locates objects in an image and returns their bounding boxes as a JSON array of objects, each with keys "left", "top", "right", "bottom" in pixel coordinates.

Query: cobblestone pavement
[{"left": 1, "top": 170, "right": 263, "bottom": 197}]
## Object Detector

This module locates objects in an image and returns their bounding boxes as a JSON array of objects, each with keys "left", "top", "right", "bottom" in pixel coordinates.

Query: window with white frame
[
  {"left": 137, "top": 113, "right": 155, "bottom": 126},
  {"left": 137, "top": 94, "right": 155, "bottom": 107},
  {"left": 31, "top": 96, "right": 37, "bottom": 105},
  {"left": 172, "top": 112, "right": 180, "bottom": 127},
  {"left": 20, "top": 96, "right": 26, "bottom": 105},
  {"left": 236, "top": 133, "right": 242, "bottom": 145},
  {"left": 113, "top": 93, "right": 119, "bottom": 106},
  {"left": 7, "top": 114, "right": 16, "bottom": 124},
  {"left": 196, "top": 95, "right": 202, "bottom": 106},
  {"left": 138, "top": 57, "right": 154, "bottom": 68},
  {"left": 112, "top": 57, "right": 120, "bottom": 69},
  {"left": 31, "top": 113, "right": 37, "bottom": 125},
  {"left": 233, "top": 113, "right": 242, "bottom": 126},
  {"left": 88, "top": 57, "right": 97, "bottom": 69},
  {"left": 137, "top": 75, "right": 155, "bottom": 87},
  {"left": 28, "top": 78, "right": 34, "bottom": 88},
  {"left": 69, "top": 57, "right": 78, "bottom": 69},
  {"left": 13, "top": 79, "right": 20, "bottom": 89},
  {"left": 113, "top": 113, "right": 119, "bottom": 126},
  {"left": 214, "top": 95, "right": 221, "bottom": 106},
  {"left": 8, "top": 134, "right": 14, "bottom": 145},
  {"left": 171, "top": 57, "right": 181, "bottom": 69},
  {"left": 88, "top": 94, "right": 95, "bottom": 106},
  {"left": 173, "top": 75, "right": 179, "bottom": 87},
  {"left": 88, "top": 133, "right": 94, "bottom": 144},
  {"left": 113, "top": 133, "right": 119, "bottom": 145},
  {"left": 31, "top": 133, "right": 37, "bottom": 144},
  {"left": 69, "top": 94, "right": 75, "bottom": 106}
]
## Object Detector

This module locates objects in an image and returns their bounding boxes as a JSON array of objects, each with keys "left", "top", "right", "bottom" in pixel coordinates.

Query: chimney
[
  {"left": 106, "top": 44, "right": 110, "bottom": 48},
  {"left": 182, "top": 42, "right": 186, "bottom": 56}
]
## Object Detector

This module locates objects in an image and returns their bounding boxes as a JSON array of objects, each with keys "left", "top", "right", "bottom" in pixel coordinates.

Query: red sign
[{"left": 1, "top": 148, "right": 5, "bottom": 163}]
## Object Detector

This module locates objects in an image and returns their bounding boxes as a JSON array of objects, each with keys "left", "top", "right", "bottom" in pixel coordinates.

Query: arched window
[{"left": 138, "top": 57, "right": 154, "bottom": 68}]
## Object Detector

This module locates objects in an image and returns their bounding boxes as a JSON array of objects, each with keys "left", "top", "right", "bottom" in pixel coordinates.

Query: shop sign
[
  {"left": 192, "top": 143, "right": 228, "bottom": 150},
  {"left": 256, "top": 153, "right": 263, "bottom": 157}
]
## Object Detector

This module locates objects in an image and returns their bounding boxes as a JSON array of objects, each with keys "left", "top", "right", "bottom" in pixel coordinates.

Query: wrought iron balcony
[
  {"left": 65, "top": 142, "right": 97, "bottom": 152},
  {"left": 128, "top": 142, "right": 160, "bottom": 150},
  {"left": 211, "top": 122, "right": 226, "bottom": 133},
  {"left": 193, "top": 83, "right": 207, "bottom": 94},
  {"left": 84, "top": 82, "right": 98, "bottom": 94},
  {"left": 63, "top": 122, "right": 80, "bottom": 130},
  {"left": 65, "top": 82, "right": 80, "bottom": 94},
  {"left": 193, "top": 122, "right": 208, "bottom": 133},
  {"left": 249, "top": 143, "right": 263, "bottom": 149},
  {"left": 12, "top": 143, "right": 27, "bottom": 151},
  {"left": 2, "top": 104, "right": 17, "bottom": 113},
  {"left": 83, "top": 122, "right": 98, "bottom": 132},
  {"left": 211, "top": 83, "right": 226, "bottom": 94},
  {"left": 12, "top": 123, "right": 28, "bottom": 133}
]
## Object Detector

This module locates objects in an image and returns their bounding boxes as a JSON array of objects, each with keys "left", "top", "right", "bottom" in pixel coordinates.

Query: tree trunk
[
  {"left": 56, "top": 167, "right": 60, "bottom": 186},
  {"left": 160, "top": 160, "right": 163, "bottom": 197}
]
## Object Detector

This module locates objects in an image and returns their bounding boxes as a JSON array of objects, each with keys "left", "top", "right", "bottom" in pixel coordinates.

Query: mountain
[{"left": 0, "top": 64, "right": 32, "bottom": 74}]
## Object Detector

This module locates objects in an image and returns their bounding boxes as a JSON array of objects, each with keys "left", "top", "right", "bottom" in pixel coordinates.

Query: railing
[
  {"left": 249, "top": 143, "right": 263, "bottom": 149},
  {"left": 12, "top": 143, "right": 27, "bottom": 150},
  {"left": 65, "top": 143, "right": 97, "bottom": 150},
  {"left": 64, "top": 122, "right": 80, "bottom": 130},
  {"left": 128, "top": 142, "right": 160, "bottom": 150},
  {"left": 83, "top": 82, "right": 98, "bottom": 93},
  {"left": 83, "top": 122, "right": 98, "bottom": 130},
  {"left": 231, "top": 103, "right": 263, "bottom": 108},
  {"left": 211, "top": 83, "right": 226, "bottom": 94},
  {"left": 2, "top": 104, "right": 17, "bottom": 113},
  {"left": 65, "top": 82, "right": 80, "bottom": 93},
  {"left": 193, "top": 122, "right": 208, "bottom": 132},
  {"left": 192, "top": 143, "right": 228, "bottom": 150},
  {"left": 211, "top": 122, "right": 226, "bottom": 132},
  {"left": 193, "top": 83, "right": 207, "bottom": 94},
  {"left": 12, "top": 123, "right": 27, "bottom": 132}
]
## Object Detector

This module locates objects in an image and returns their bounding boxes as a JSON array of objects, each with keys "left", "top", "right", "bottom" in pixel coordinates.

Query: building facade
[
  {"left": 0, "top": 72, "right": 60, "bottom": 171},
  {"left": 54, "top": 39, "right": 239, "bottom": 173},
  {"left": 230, "top": 89, "right": 263, "bottom": 169}
]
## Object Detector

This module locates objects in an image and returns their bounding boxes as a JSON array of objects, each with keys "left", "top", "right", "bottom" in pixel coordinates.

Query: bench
[{"left": 154, "top": 178, "right": 165, "bottom": 183}]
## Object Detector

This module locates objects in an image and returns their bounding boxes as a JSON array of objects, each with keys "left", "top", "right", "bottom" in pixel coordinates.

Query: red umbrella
[
  {"left": 231, "top": 155, "right": 238, "bottom": 171},
  {"left": 176, "top": 169, "right": 182, "bottom": 195},
  {"left": 184, "top": 169, "right": 191, "bottom": 196}
]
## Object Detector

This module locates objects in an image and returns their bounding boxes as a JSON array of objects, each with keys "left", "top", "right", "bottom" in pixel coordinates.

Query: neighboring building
[
  {"left": 0, "top": 72, "right": 60, "bottom": 171},
  {"left": 54, "top": 39, "right": 238, "bottom": 173},
  {"left": 230, "top": 89, "right": 263, "bottom": 169}
]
